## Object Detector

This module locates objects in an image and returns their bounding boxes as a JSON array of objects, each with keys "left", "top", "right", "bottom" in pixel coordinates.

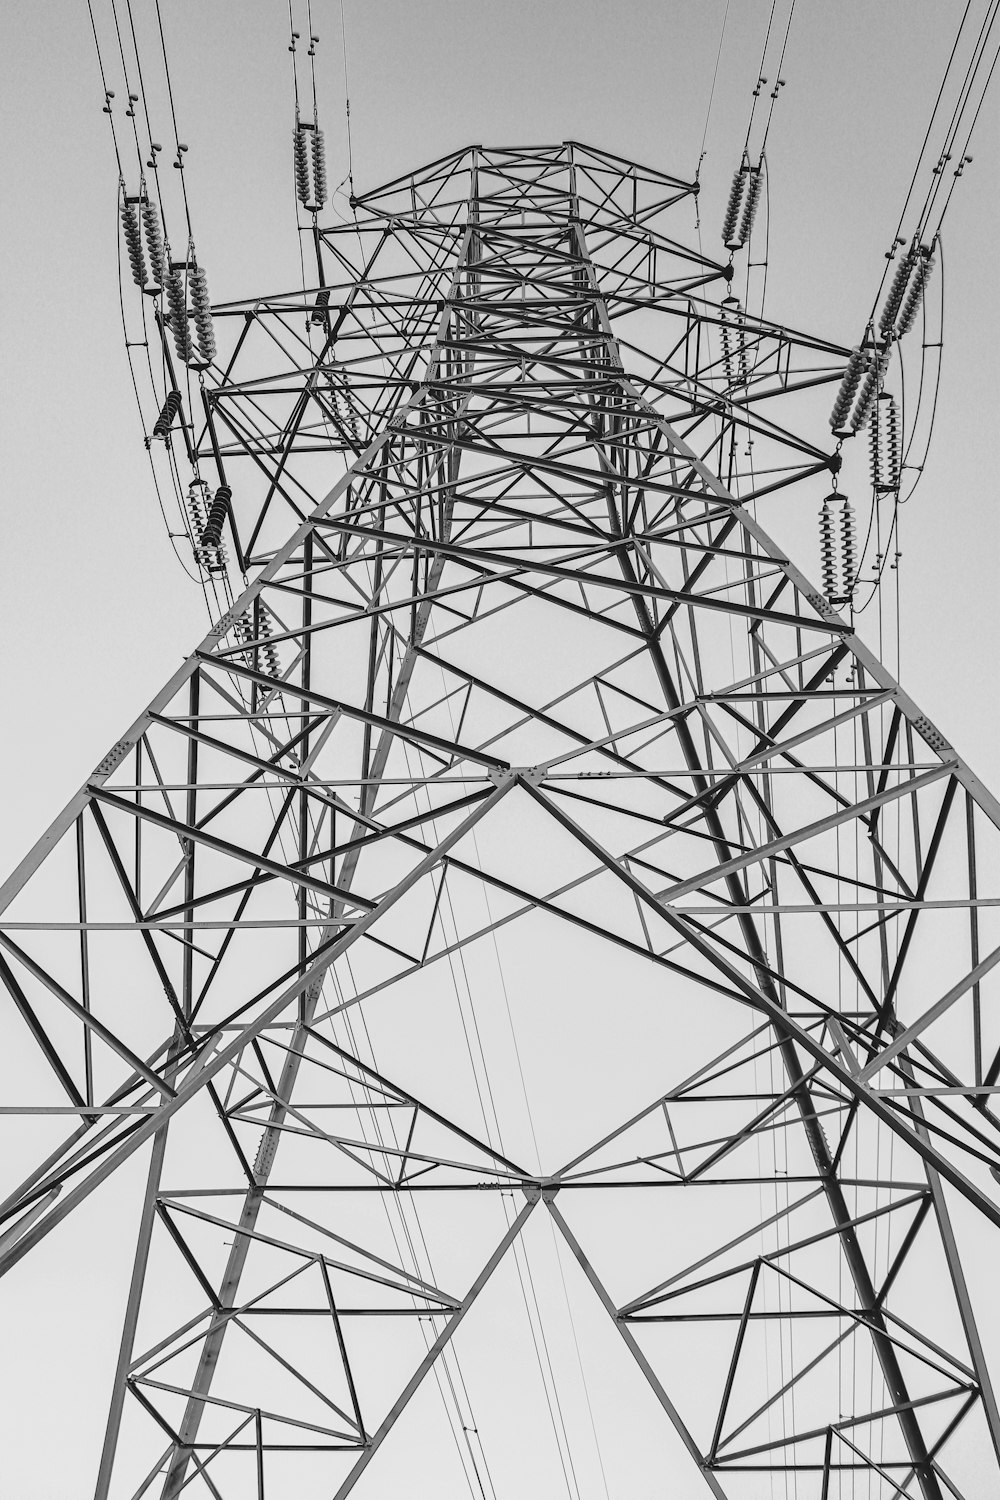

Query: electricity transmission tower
[{"left": 2, "top": 142, "right": 1000, "bottom": 1499}]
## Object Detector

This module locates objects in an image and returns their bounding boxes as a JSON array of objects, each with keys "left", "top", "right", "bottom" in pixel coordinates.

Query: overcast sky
[
  {"left": 2, "top": 3, "right": 1000, "bottom": 1494},
  {"left": 2, "top": 2, "right": 998, "bottom": 871}
]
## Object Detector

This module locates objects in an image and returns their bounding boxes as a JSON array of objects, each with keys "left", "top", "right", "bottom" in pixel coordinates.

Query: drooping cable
[
  {"left": 153, "top": 0, "right": 193, "bottom": 240},
  {"left": 85, "top": 0, "right": 125, "bottom": 177},
  {"left": 915, "top": 0, "right": 1000, "bottom": 242},
  {"left": 695, "top": 0, "right": 731, "bottom": 182},
  {"left": 756, "top": 0, "right": 795, "bottom": 156},
  {"left": 742, "top": 0, "right": 778, "bottom": 153},
  {"left": 340, "top": 0, "right": 356, "bottom": 200}
]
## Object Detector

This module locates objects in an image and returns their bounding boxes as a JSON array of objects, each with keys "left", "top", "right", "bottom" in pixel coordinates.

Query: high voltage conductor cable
[
  {"left": 742, "top": 0, "right": 779, "bottom": 153},
  {"left": 107, "top": 0, "right": 146, "bottom": 179},
  {"left": 124, "top": 0, "right": 165, "bottom": 183},
  {"left": 153, "top": 0, "right": 193, "bottom": 239},
  {"left": 866, "top": 0, "right": 973, "bottom": 325},
  {"left": 920, "top": 0, "right": 1000, "bottom": 240},
  {"left": 915, "top": 0, "right": 999, "bottom": 233},
  {"left": 340, "top": 0, "right": 356, "bottom": 201},
  {"left": 290, "top": 9, "right": 328, "bottom": 213},
  {"left": 719, "top": 0, "right": 792, "bottom": 255},
  {"left": 95, "top": 0, "right": 226, "bottom": 587},
  {"left": 307, "top": 0, "right": 321, "bottom": 119},
  {"left": 832, "top": 0, "right": 1000, "bottom": 445},
  {"left": 695, "top": 0, "right": 730, "bottom": 181},
  {"left": 287, "top": 0, "right": 301, "bottom": 110},
  {"left": 86, "top": 0, "right": 124, "bottom": 176},
  {"left": 756, "top": 0, "right": 794, "bottom": 155},
  {"left": 87, "top": 2, "right": 206, "bottom": 592},
  {"left": 393, "top": 735, "right": 578, "bottom": 1500}
]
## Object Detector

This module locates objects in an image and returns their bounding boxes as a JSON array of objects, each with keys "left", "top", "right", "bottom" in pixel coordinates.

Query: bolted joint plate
[
  {"left": 521, "top": 1180, "right": 560, "bottom": 1203},
  {"left": 487, "top": 766, "right": 546, "bottom": 788}
]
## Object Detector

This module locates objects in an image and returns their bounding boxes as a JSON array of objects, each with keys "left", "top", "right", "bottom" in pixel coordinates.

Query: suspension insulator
[
  {"left": 233, "top": 610, "right": 254, "bottom": 657},
  {"left": 200, "top": 483, "right": 232, "bottom": 549},
  {"left": 869, "top": 391, "right": 901, "bottom": 493},
  {"left": 309, "top": 288, "right": 331, "bottom": 328},
  {"left": 719, "top": 296, "right": 748, "bottom": 390},
  {"left": 257, "top": 610, "right": 282, "bottom": 677},
  {"left": 186, "top": 480, "right": 207, "bottom": 539},
  {"left": 896, "top": 247, "right": 935, "bottom": 336},
  {"left": 720, "top": 297, "right": 736, "bottom": 386},
  {"left": 850, "top": 349, "right": 887, "bottom": 434},
  {"left": 877, "top": 248, "right": 915, "bottom": 339},
  {"left": 829, "top": 347, "right": 867, "bottom": 433},
  {"left": 188, "top": 263, "right": 216, "bottom": 361},
  {"left": 839, "top": 497, "right": 858, "bottom": 601},
  {"left": 152, "top": 389, "right": 182, "bottom": 439},
  {"left": 737, "top": 168, "right": 763, "bottom": 247},
  {"left": 330, "top": 378, "right": 360, "bottom": 445},
  {"left": 819, "top": 496, "right": 838, "bottom": 602},
  {"left": 722, "top": 162, "right": 747, "bottom": 249},
  {"left": 141, "top": 199, "right": 165, "bottom": 289},
  {"left": 293, "top": 124, "right": 312, "bottom": 207},
  {"left": 234, "top": 608, "right": 281, "bottom": 676},
  {"left": 163, "top": 262, "right": 195, "bottom": 364},
  {"left": 186, "top": 481, "right": 227, "bottom": 573},
  {"left": 736, "top": 306, "right": 749, "bottom": 386},
  {"left": 311, "top": 126, "right": 327, "bottom": 207},
  {"left": 120, "top": 199, "right": 147, "bottom": 290}
]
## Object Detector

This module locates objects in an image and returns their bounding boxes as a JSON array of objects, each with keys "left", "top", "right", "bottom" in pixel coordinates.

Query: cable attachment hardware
[
  {"left": 869, "top": 392, "right": 901, "bottom": 493},
  {"left": 293, "top": 116, "right": 327, "bottom": 211},
  {"left": 152, "top": 389, "right": 182, "bottom": 440},
  {"left": 721, "top": 155, "right": 763, "bottom": 251}
]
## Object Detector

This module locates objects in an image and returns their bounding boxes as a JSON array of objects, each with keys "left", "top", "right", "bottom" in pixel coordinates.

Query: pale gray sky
[
  {"left": 2, "top": 4, "right": 999, "bottom": 1495},
  {"left": 3, "top": 1, "right": 998, "bottom": 873}
]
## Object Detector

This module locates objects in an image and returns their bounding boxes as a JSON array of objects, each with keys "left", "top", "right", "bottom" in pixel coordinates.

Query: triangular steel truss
[{"left": 2, "top": 143, "right": 999, "bottom": 1499}]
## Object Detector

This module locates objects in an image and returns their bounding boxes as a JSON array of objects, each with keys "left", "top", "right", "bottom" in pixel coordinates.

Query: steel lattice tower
[{"left": 2, "top": 143, "right": 999, "bottom": 1499}]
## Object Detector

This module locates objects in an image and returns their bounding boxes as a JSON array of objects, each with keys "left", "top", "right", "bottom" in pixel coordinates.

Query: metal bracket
[
  {"left": 488, "top": 766, "right": 546, "bottom": 788},
  {"left": 92, "top": 740, "right": 134, "bottom": 778}
]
